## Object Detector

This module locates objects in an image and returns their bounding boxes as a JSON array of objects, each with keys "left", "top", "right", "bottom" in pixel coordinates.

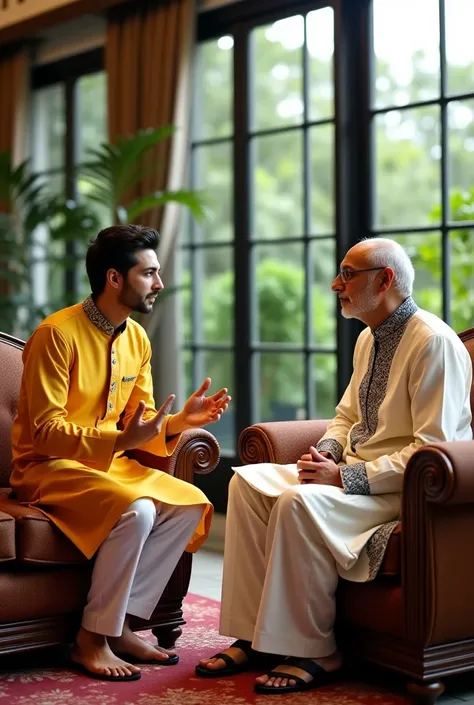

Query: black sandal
[
  {"left": 253, "top": 656, "right": 344, "bottom": 694},
  {"left": 195, "top": 639, "right": 269, "bottom": 678}
]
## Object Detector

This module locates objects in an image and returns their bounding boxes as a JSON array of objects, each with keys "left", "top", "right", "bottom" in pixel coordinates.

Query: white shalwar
[{"left": 221, "top": 298, "right": 472, "bottom": 658}]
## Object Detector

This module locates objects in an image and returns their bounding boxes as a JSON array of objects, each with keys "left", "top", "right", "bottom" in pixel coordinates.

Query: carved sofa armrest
[
  {"left": 402, "top": 441, "right": 474, "bottom": 647},
  {"left": 127, "top": 428, "right": 220, "bottom": 484},
  {"left": 238, "top": 420, "right": 330, "bottom": 465}
]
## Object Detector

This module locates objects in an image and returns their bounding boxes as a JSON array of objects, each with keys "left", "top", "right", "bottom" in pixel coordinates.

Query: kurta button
[
  {"left": 108, "top": 402, "right": 113, "bottom": 410},
  {"left": 111, "top": 349, "right": 115, "bottom": 355},
  {"left": 112, "top": 359, "right": 117, "bottom": 365}
]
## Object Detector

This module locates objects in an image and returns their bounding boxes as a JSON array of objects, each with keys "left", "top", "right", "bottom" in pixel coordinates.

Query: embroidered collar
[
  {"left": 372, "top": 296, "right": 418, "bottom": 342},
  {"left": 82, "top": 295, "right": 124, "bottom": 337}
]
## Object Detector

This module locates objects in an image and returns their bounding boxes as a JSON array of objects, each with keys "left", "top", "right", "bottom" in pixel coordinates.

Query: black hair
[{"left": 85, "top": 224, "right": 160, "bottom": 296}]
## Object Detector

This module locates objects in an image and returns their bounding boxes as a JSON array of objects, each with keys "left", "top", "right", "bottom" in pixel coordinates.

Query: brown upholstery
[
  {"left": 0, "top": 331, "right": 220, "bottom": 655},
  {"left": 0, "top": 511, "right": 15, "bottom": 562},
  {"left": 238, "top": 325, "right": 474, "bottom": 700}
]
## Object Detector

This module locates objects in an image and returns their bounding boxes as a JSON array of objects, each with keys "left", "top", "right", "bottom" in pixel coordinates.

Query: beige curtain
[
  {"left": 0, "top": 45, "right": 29, "bottom": 163},
  {"left": 106, "top": 0, "right": 195, "bottom": 402},
  {"left": 0, "top": 45, "right": 29, "bottom": 309},
  {"left": 106, "top": 0, "right": 194, "bottom": 284}
]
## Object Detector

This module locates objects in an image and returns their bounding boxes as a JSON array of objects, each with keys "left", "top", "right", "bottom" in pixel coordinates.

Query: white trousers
[
  {"left": 219, "top": 474, "right": 361, "bottom": 658},
  {"left": 81, "top": 498, "right": 203, "bottom": 637}
]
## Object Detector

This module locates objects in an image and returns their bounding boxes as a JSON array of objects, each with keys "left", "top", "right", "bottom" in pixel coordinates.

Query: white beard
[{"left": 341, "top": 289, "right": 381, "bottom": 319}]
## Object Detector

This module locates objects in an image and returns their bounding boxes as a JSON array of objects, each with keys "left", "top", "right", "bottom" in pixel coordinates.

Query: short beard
[
  {"left": 341, "top": 289, "right": 380, "bottom": 320},
  {"left": 119, "top": 282, "right": 154, "bottom": 315}
]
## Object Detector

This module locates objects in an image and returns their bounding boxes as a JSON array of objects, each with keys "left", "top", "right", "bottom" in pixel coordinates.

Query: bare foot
[
  {"left": 72, "top": 627, "right": 141, "bottom": 679},
  {"left": 199, "top": 644, "right": 250, "bottom": 672},
  {"left": 255, "top": 651, "right": 343, "bottom": 689},
  {"left": 109, "top": 623, "right": 177, "bottom": 663}
]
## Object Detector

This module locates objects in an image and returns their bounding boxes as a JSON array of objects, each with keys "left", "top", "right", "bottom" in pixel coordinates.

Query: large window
[
  {"left": 371, "top": 0, "right": 474, "bottom": 329},
  {"left": 31, "top": 50, "right": 107, "bottom": 311},
  {"left": 182, "top": 4, "right": 337, "bottom": 460},
  {"left": 183, "top": 0, "right": 474, "bottom": 507}
]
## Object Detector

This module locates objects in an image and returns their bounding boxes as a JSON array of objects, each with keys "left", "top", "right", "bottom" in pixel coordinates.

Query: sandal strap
[
  {"left": 284, "top": 657, "right": 327, "bottom": 680},
  {"left": 231, "top": 639, "right": 256, "bottom": 659},
  {"left": 264, "top": 670, "right": 307, "bottom": 687},
  {"left": 210, "top": 651, "right": 237, "bottom": 668}
]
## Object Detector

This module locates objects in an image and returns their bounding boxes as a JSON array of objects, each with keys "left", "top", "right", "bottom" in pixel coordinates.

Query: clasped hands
[
  {"left": 296, "top": 447, "right": 343, "bottom": 488},
  {"left": 115, "top": 378, "right": 231, "bottom": 452}
]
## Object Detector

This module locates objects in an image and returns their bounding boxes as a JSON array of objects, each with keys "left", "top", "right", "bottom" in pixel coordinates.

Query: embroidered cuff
[
  {"left": 316, "top": 439, "right": 344, "bottom": 464},
  {"left": 340, "top": 462, "right": 370, "bottom": 495}
]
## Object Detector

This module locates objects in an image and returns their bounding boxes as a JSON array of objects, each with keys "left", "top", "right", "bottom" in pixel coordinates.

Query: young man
[
  {"left": 197, "top": 237, "right": 472, "bottom": 695},
  {"left": 10, "top": 224, "right": 230, "bottom": 681}
]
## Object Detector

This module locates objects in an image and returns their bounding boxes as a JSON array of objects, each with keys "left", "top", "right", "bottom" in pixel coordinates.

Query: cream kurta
[
  {"left": 234, "top": 298, "right": 473, "bottom": 581},
  {"left": 10, "top": 297, "right": 213, "bottom": 559}
]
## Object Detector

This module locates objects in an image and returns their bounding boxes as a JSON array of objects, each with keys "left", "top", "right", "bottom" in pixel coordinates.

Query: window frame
[
  {"left": 188, "top": 0, "right": 372, "bottom": 510},
  {"left": 31, "top": 48, "right": 105, "bottom": 300}
]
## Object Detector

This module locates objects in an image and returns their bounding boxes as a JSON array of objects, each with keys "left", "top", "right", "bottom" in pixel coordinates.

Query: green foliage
[
  {"left": 0, "top": 126, "right": 207, "bottom": 338},
  {"left": 80, "top": 127, "right": 208, "bottom": 224}
]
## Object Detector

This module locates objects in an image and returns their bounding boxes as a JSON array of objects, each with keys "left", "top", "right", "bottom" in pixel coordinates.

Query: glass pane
[
  {"left": 312, "top": 354, "right": 337, "bottom": 419},
  {"left": 450, "top": 229, "right": 474, "bottom": 332},
  {"left": 77, "top": 175, "right": 112, "bottom": 232},
  {"left": 179, "top": 248, "right": 192, "bottom": 344},
  {"left": 258, "top": 352, "right": 305, "bottom": 422},
  {"left": 182, "top": 348, "right": 194, "bottom": 402},
  {"left": 448, "top": 99, "right": 474, "bottom": 220},
  {"left": 310, "top": 239, "right": 336, "bottom": 347},
  {"left": 194, "top": 143, "right": 233, "bottom": 243},
  {"left": 203, "top": 350, "right": 235, "bottom": 451},
  {"left": 390, "top": 232, "right": 442, "bottom": 316},
  {"left": 310, "top": 124, "right": 334, "bottom": 234},
  {"left": 252, "top": 131, "right": 303, "bottom": 239},
  {"left": 445, "top": 0, "right": 474, "bottom": 95},
  {"left": 373, "top": 0, "right": 440, "bottom": 109},
  {"left": 201, "top": 246, "right": 234, "bottom": 344},
  {"left": 251, "top": 16, "right": 304, "bottom": 131},
  {"left": 31, "top": 174, "right": 64, "bottom": 311},
  {"left": 254, "top": 243, "right": 304, "bottom": 345},
  {"left": 31, "top": 84, "right": 65, "bottom": 171},
  {"left": 307, "top": 7, "right": 334, "bottom": 120},
  {"left": 77, "top": 72, "right": 107, "bottom": 163},
  {"left": 373, "top": 106, "right": 441, "bottom": 228},
  {"left": 195, "top": 37, "right": 233, "bottom": 140}
]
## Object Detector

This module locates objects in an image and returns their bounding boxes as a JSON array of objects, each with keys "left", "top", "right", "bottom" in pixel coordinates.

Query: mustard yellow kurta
[{"left": 10, "top": 298, "right": 213, "bottom": 559}]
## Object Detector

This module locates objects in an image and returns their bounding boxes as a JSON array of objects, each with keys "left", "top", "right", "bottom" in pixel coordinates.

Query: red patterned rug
[{"left": 0, "top": 594, "right": 412, "bottom": 704}]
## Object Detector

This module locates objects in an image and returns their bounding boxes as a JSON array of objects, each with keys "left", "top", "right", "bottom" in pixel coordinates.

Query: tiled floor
[
  {"left": 188, "top": 549, "right": 474, "bottom": 704},
  {"left": 189, "top": 547, "right": 223, "bottom": 602}
]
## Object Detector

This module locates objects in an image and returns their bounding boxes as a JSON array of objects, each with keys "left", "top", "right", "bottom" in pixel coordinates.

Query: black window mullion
[
  {"left": 233, "top": 22, "right": 254, "bottom": 435},
  {"left": 64, "top": 76, "right": 78, "bottom": 302},
  {"left": 439, "top": 0, "right": 451, "bottom": 325},
  {"left": 302, "top": 12, "right": 313, "bottom": 420},
  {"left": 334, "top": 0, "right": 369, "bottom": 398}
]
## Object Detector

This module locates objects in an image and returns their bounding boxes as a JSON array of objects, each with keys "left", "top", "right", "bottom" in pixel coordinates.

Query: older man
[{"left": 196, "top": 238, "right": 472, "bottom": 695}]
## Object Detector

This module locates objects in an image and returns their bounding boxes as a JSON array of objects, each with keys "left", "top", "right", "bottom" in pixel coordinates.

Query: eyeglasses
[{"left": 338, "top": 267, "right": 386, "bottom": 283}]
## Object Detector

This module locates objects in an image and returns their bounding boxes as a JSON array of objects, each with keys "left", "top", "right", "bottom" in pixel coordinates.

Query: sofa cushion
[
  {"left": 0, "top": 510, "right": 15, "bottom": 562},
  {"left": 378, "top": 522, "right": 401, "bottom": 578},
  {"left": 0, "top": 498, "right": 88, "bottom": 565}
]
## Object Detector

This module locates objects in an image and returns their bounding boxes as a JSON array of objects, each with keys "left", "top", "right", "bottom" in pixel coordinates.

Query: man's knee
[
  {"left": 275, "top": 485, "right": 306, "bottom": 515},
  {"left": 123, "top": 497, "right": 157, "bottom": 535}
]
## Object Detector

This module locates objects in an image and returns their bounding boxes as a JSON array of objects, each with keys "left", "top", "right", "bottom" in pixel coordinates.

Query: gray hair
[{"left": 362, "top": 238, "right": 415, "bottom": 297}]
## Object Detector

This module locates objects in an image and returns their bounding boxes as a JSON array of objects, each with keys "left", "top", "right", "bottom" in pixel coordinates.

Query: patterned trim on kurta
[
  {"left": 349, "top": 297, "right": 418, "bottom": 453},
  {"left": 82, "top": 296, "right": 116, "bottom": 336},
  {"left": 340, "top": 461, "right": 370, "bottom": 495},
  {"left": 316, "top": 438, "right": 344, "bottom": 463},
  {"left": 366, "top": 519, "right": 399, "bottom": 579}
]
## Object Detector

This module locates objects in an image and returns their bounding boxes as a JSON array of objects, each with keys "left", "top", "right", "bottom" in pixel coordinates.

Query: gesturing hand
[
  {"left": 167, "top": 378, "right": 231, "bottom": 436},
  {"left": 296, "top": 446, "right": 343, "bottom": 487},
  {"left": 115, "top": 394, "right": 176, "bottom": 452}
]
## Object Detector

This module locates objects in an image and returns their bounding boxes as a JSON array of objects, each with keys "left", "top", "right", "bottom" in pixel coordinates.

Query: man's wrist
[
  {"left": 114, "top": 431, "right": 128, "bottom": 452},
  {"left": 167, "top": 412, "right": 188, "bottom": 437}
]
